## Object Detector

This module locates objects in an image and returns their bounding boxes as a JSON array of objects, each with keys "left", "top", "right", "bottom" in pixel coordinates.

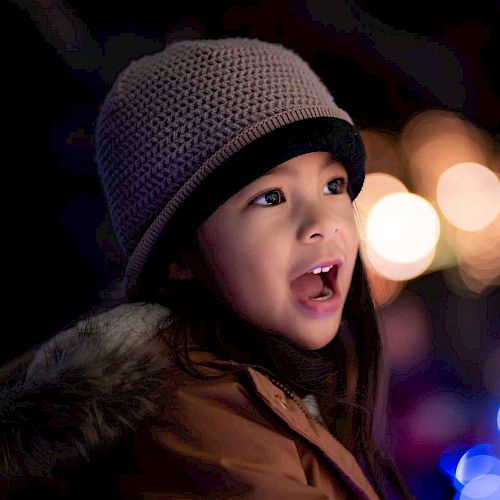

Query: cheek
[
  {"left": 193, "top": 221, "right": 229, "bottom": 285},
  {"left": 195, "top": 220, "right": 252, "bottom": 295},
  {"left": 343, "top": 207, "right": 360, "bottom": 248},
  {"left": 351, "top": 227, "right": 360, "bottom": 252},
  {"left": 202, "top": 229, "right": 282, "bottom": 307}
]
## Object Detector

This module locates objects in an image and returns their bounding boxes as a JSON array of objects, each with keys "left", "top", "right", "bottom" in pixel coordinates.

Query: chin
[{"left": 291, "top": 334, "right": 336, "bottom": 351}]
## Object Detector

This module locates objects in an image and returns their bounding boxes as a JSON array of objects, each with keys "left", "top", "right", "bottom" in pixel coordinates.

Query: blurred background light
[
  {"left": 497, "top": 406, "right": 500, "bottom": 432},
  {"left": 355, "top": 172, "right": 409, "bottom": 305},
  {"left": 366, "top": 193, "right": 440, "bottom": 263},
  {"left": 458, "top": 474, "right": 500, "bottom": 500},
  {"left": 354, "top": 172, "right": 408, "bottom": 234},
  {"left": 437, "top": 162, "right": 500, "bottom": 232},
  {"left": 363, "top": 240, "right": 436, "bottom": 281},
  {"left": 364, "top": 193, "right": 440, "bottom": 281},
  {"left": 455, "top": 445, "right": 500, "bottom": 486},
  {"left": 359, "top": 129, "right": 405, "bottom": 180},
  {"left": 405, "top": 392, "right": 472, "bottom": 447},
  {"left": 444, "top": 215, "right": 500, "bottom": 297},
  {"left": 439, "top": 447, "right": 470, "bottom": 481},
  {"left": 399, "top": 110, "right": 495, "bottom": 203},
  {"left": 378, "top": 290, "right": 430, "bottom": 374}
]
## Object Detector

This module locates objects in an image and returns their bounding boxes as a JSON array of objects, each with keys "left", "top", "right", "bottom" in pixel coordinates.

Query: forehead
[{"left": 261, "top": 151, "right": 346, "bottom": 178}]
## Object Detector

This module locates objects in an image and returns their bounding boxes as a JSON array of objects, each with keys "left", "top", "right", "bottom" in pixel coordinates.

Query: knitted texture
[{"left": 95, "top": 37, "right": 364, "bottom": 296}]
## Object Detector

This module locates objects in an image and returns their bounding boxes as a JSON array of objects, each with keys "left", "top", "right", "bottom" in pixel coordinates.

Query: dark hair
[{"left": 132, "top": 233, "right": 413, "bottom": 499}]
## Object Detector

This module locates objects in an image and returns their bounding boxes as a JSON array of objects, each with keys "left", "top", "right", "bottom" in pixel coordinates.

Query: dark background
[{"left": 4, "top": 1, "right": 500, "bottom": 498}]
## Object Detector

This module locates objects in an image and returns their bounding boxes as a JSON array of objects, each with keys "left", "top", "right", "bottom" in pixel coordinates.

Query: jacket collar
[{"left": 246, "top": 367, "right": 379, "bottom": 500}]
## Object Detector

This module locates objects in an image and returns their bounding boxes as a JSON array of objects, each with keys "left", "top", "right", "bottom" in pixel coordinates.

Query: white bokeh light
[
  {"left": 363, "top": 241, "right": 435, "bottom": 281},
  {"left": 354, "top": 173, "right": 408, "bottom": 228},
  {"left": 366, "top": 193, "right": 440, "bottom": 264},
  {"left": 437, "top": 162, "right": 500, "bottom": 232}
]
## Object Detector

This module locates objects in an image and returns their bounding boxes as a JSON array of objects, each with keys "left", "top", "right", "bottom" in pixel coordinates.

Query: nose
[{"left": 296, "top": 199, "right": 341, "bottom": 243}]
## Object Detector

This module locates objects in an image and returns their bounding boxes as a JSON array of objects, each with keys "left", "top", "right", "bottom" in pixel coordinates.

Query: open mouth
[
  {"left": 311, "top": 271, "right": 335, "bottom": 301},
  {"left": 290, "top": 265, "right": 339, "bottom": 302}
]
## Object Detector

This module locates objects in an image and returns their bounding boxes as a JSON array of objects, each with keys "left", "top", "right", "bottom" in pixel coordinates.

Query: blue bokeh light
[
  {"left": 497, "top": 405, "right": 499, "bottom": 431},
  {"left": 458, "top": 474, "right": 500, "bottom": 499},
  {"left": 455, "top": 445, "right": 500, "bottom": 487},
  {"left": 443, "top": 443, "right": 500, "bottom": 498},
  {"left": 456, "top": 455, "right": 500, "bottom": 485},
  {"left": 439, "top": 447, "right": 470, "bottom": 481}
]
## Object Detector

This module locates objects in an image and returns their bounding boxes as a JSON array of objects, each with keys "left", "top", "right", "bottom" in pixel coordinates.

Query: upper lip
[{"left": 291, "top": 257, "right": 344, "bottom": 283}]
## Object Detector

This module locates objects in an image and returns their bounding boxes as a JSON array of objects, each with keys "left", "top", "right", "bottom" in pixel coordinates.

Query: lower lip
[{"left": 294, "top": 285, "right": 342, "bottom": 317}]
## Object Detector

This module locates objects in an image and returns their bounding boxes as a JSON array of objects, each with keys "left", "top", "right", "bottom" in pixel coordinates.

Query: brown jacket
[{"left": 0, "top": 303, "right": 379, "bottom": 499}]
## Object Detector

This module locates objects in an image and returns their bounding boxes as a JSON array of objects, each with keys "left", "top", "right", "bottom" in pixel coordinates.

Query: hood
[{"left": 0, "top": 302, "right": 174, "bottom": 480}]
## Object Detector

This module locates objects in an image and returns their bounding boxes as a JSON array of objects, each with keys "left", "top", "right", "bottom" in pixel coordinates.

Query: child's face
[{"left": 186, "top": 151, "right": 359, "bottom": 350}]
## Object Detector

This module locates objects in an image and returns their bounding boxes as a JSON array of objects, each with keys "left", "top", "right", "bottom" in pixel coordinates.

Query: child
[{"left": 0, "top": 38, "right": 412, "bottom": 499}]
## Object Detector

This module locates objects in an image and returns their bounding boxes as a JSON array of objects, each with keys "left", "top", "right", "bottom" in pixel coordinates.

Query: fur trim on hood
[{"left": 0, "top": 302, "right": 173, "bottom": 481}]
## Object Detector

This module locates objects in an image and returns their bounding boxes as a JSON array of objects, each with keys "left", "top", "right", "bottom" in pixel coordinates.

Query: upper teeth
[{"left": 309, "top": 265, "right": 333, "bottom": 274}]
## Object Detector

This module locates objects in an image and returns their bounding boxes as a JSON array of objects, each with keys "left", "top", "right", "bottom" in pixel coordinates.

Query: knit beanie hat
[{"left": 95, "top": 37, "right": 366, "bottom": 299}]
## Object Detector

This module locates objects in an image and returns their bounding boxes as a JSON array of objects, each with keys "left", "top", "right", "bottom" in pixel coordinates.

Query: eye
[
  {"left": 252, "top": 188, "right": 284, "bottom": 206},
  {"left": 324, "top": 176, "right": 348, "bottom": 195},
  {"left": 250, "top": 176, "right": 348, "bottom": 207}
]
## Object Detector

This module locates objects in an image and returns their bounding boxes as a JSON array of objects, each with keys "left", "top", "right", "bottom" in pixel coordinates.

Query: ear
[
  {"left": 166, "top": 240, "right": 199, "bottom": 280},
  {"left": 166, "top": 232, "right": 203, "bottom": 280},
  {"left": 166, "top": 258, "right": 195, "bottom": 280}
]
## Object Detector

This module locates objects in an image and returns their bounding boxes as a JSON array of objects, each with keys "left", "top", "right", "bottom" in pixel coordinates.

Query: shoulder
[{"left": 0, "top": 302, "right": 175, "bottom": 481}]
